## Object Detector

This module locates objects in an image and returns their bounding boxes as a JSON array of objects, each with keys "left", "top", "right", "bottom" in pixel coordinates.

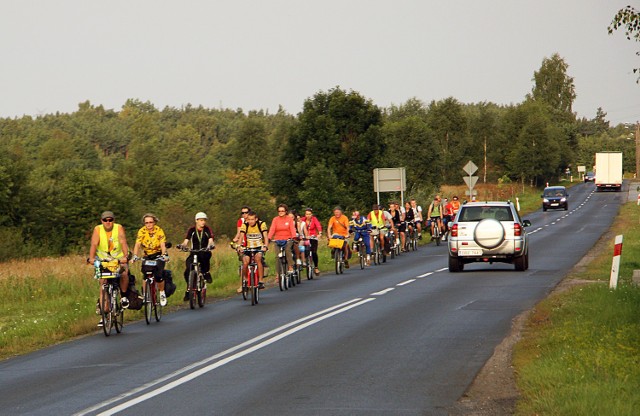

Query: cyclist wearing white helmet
[{"left": 178, "top": 212, "right": 215, "bottom": 301}]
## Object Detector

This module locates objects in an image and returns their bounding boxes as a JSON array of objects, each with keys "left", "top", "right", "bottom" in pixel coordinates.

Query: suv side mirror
[{"left": 522, "top": 219, "right": 531, "bottom": 227}]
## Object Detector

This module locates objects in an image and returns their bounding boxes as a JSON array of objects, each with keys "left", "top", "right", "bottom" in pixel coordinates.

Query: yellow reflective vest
[{"left": 96, "top": 224, "right": 124, "bottom": 259}]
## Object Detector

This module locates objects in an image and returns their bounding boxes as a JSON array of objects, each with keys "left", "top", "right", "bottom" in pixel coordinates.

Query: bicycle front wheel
[
  {"left": 154, "top": 283, "right": 162, "bottom": 322},
  {"left": 359, "top": 245, "right": 366, "bottom": 269},
  {"left": 198, "top": 275, "right": 206, "bottom": 308},
  {"left": 114, "top": 289, "right": 123, "bottom": 334},
  {"left": 189, "top": 270, "right": 197, "bottom": 310},
  {"left": 144, "top": 283, "right": 152, "bottom": 324},
  {"left": 306, "top": 258, "right": 313, "bottom": 280},
  {"left": 100, "top": 285, "right": 112, "bottom": 337},
  {"left": 249, "top": 269, "right": 257, "bottom": 306}
]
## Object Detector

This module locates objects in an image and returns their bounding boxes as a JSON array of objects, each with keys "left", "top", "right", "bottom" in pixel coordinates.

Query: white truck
[{"left": 594, "top": 152, "right": 623, "bottom": 191}]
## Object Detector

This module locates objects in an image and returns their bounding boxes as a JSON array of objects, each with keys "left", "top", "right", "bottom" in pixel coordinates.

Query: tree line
[{"left": 0, "top": 54, "right": 634, "bottom": 260}]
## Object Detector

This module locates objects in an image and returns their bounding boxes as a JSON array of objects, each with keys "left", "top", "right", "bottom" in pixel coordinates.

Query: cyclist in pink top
[
  {"left": 304, "top": 208, "right": 322, "bottom": 275},
  {"left": 268, "top": 204, "right": 296, "bottom": 273}
]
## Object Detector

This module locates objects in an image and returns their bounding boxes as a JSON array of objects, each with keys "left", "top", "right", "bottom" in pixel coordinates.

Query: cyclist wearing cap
[
  {"left": 304, "top": 208, "right": 322, "bottom": 275},
  {"left": 88, "top": 211, "right": 130, "bottom": 326},
  {"left": 451, "top": 195, "right": 461, "bottom": 216},
  {"left": 327, "top": 206, "right": 351, "bottom": 268},
  {"left": 388, "top": 202, "right": 405, "bottom": 251},
  {"left": 132, "top": 213, "right": 169, "bottom": 306},
  {"left": 238, "top": 211, "right": 269, "bottom": 288},
  {"left": 178, "top": 212, "right": 215, "bottom": 301},
  {"left": 349, "top": 210, "right": 371, "bottom": 265}
]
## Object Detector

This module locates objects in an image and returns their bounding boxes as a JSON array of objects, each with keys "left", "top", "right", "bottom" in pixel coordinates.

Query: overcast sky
[{"left": 1, "top": 1, "right": 638, "bottom": 124}]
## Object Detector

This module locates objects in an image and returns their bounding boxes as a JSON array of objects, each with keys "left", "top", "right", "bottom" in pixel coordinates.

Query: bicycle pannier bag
[{"left": 328, "top": 238, "right": 345, "bottom": 249}]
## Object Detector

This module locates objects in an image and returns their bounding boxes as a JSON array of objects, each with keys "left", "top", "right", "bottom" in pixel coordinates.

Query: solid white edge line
[
  {"left": 97, "top": 298, "right": 376, "bottom": 416},
  {"left": 397, "top": 279, "right": 416, "bottom": 286},
  {"left": 74, "top": 298, "right": 364, "bottom": 416}
]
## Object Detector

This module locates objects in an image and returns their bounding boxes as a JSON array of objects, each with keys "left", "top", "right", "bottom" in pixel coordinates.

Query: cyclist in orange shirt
[{"left": 327, "top": 206, "right": 351, "bottom": 268}]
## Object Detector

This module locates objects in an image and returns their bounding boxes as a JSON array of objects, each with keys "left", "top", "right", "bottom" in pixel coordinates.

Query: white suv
[{"left": 447, "top": 201, "right": 531, "bottom": 272}]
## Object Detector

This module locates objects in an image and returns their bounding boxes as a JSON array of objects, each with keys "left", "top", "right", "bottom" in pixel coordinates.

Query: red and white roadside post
[{"left": 609, "top": 235, "right": 623, "bottom": 289}]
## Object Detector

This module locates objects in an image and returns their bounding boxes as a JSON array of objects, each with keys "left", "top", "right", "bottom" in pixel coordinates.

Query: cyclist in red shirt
[{"left": 268, "top": 204, "right": 296, "bottom": 273}]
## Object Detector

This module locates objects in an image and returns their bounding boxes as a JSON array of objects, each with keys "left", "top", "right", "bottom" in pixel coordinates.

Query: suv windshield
[{"left": 459, "top": 206, "right": 514, "bottom": 222}]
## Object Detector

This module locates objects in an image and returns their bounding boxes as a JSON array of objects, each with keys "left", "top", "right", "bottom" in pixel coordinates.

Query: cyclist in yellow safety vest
[{"left": 88, "top": 211, "right": 131, "bottom": 326}]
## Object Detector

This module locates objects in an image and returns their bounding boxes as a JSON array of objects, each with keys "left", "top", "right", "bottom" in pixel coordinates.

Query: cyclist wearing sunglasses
[
  {"left": 232, "top": 206, "right": 251, "bottom": 246},
  {"left": 88, "top": 211, "right": 131, "bottom": 323}
]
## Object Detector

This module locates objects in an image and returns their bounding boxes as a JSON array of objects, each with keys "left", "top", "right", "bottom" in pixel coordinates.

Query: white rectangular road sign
[{"left": 373, "top": 168, "right": 406, "bottom": 192}]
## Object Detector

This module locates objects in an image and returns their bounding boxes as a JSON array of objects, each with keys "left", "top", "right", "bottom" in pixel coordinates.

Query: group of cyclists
[{"left": 88, "top": 195, "right": 463, "bottom": 325}]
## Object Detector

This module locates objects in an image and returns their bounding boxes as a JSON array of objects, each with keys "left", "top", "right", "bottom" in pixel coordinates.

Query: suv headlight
[
  {"left": 543, "top": 198, "right": 549, "bottom": 203},
  {"left": 560, "top": 197, "right": 566, "bottom": 202}
]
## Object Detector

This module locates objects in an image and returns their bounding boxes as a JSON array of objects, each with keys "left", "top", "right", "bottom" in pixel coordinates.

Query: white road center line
[
  {"left": 417, "top": 272, "right": 433, "bottom": 278},
  {"left": 74, "top": 298, "right": 366, "bottom": 416},
  {"left": 95, "top": 298, "right": 376, "bottom": 416},
  {"left": 371, "top": 288, "right": 395, "bottom": 296},
  {"left": 397, "top": 279, "right": 416, "bottom": 286}
]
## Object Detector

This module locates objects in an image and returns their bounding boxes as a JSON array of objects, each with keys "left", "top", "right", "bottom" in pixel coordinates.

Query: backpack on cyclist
[
  {"left": 163, "top": 270, "right": 176, "bottom": 297},
  {"left": 126, "top": 273, "right": 144, "bottom": 310},
  {"left": 242, "top": 220, "right": 266, "bottom": 235}
]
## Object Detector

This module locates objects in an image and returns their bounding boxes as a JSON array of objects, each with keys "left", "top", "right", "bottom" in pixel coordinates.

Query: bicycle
[
  {"left": 329, "top": 237, "right": 346, "bottom": 274},
  {"left": 92, "top": 257, "right": 124, "bottom": 337},
  {"left": 388, "top": 229, "right": 399, "bottom": 259},
  {"left": 430, "top": 218, "right": 442, "bottom": 246},
  {"left": 352, "top": 234, "right": 367, "bottom": 269},
  {"left": 304, "top": 236, "right": 316, "bottom": 279},
  {"left": 241, "top": 247, "right": 262, "bottom": 306},
  {"left": 132, "top": 253, "right": 168, "bottom": 324},
  {"left": 406, "top": 220, "right": 418, "bottom": 251},
  {"left": 275, "top": 241, "right": 292, "bottom": 291},
  {"left": 178, "top": 245, "right": 212, "bottom": 309}
]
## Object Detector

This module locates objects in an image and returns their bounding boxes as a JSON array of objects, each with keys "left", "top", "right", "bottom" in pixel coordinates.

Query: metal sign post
[{"left": 463, "top": 161, "right": 478, "bottom": 201}]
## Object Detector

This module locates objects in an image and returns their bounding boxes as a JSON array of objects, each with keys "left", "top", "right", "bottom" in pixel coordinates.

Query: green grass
[
  {"left": 0, "top": 240, "right": 362, "bottom": 360},
  {"left": 514, "top": 202, "right": 640, "bottom": 415}
]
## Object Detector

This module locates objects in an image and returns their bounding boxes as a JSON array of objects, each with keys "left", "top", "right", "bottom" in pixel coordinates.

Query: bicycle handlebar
[{"left": 176, "top": 245, "right": 214, "bottom": 253}]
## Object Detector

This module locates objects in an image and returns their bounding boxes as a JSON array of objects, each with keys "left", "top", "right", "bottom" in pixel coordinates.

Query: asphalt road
[{"left": 0, "top": 182, "right": 626, "bottom": 415}]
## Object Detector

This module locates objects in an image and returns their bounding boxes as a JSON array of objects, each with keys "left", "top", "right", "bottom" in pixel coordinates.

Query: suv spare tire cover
[{"left": 473, "top": 218, "right": 505, "bottom": 249}]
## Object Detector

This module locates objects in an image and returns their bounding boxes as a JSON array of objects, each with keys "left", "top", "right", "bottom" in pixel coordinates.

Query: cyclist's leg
[
  {"left": 184, "top": 256, "right": 193, "bottom": 285},
  {"left": 284, "top": 240, "right": 294, "bottom": 271},
  {"left": 242, "top": 255, "right": 250, "bottom": 279},
  {"left": 119, "top": 264, "right": 129, "bottom": 295},
  {"left": 155, "top": 262, "right": 166, "bottom": 292},
  {"left": 310, "top": 239, "right": 319, "bottom": 273},
  {"left": 201, "top": 251, "right": 213, "bottom": 282},
  {"left": 363, "top": 234, "right": 372, "bottom": 255},
  {"left": 255, "top": 252, "right": 264, "bottom": 280}
]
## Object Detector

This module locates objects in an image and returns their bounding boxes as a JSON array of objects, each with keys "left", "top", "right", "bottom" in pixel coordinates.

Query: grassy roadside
[
  {"left": 513, "top": 201, "right": 640, "bottom": 415},
  {"left": 0, "top": 239, "right": 355, "bottom": 360}
]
